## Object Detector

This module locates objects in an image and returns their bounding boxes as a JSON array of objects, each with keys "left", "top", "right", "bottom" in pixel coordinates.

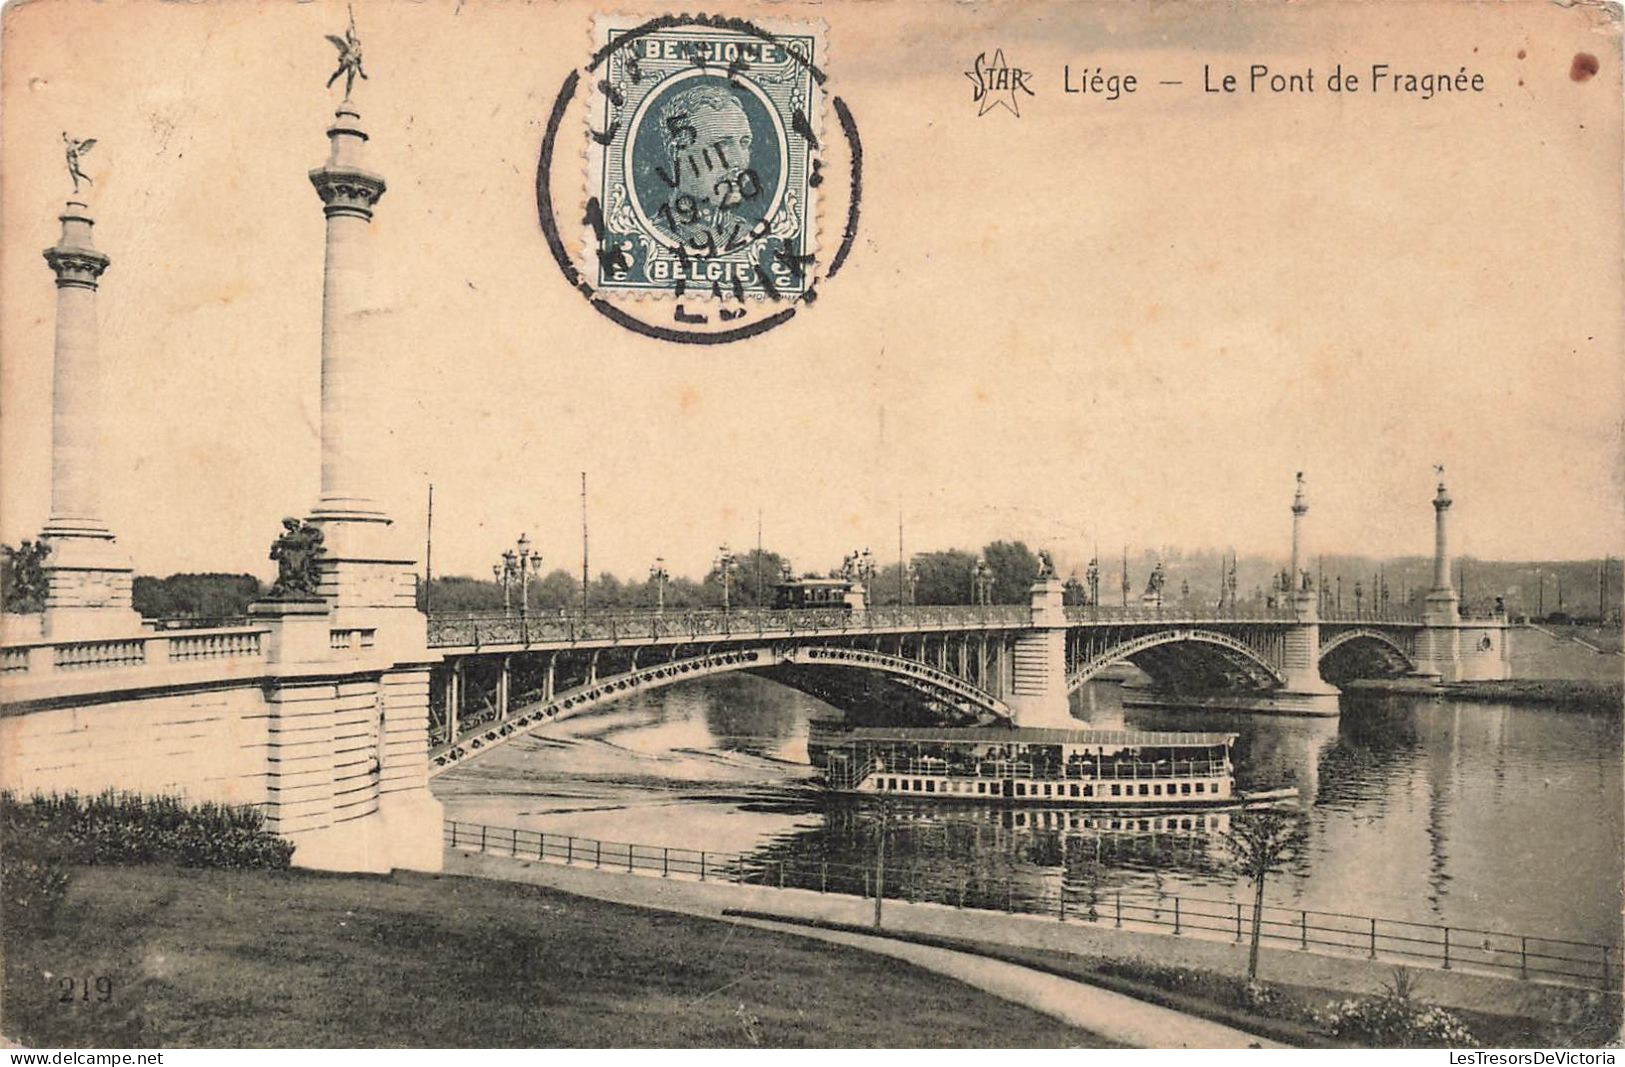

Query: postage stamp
[{"left": 586, "top": 16, "right": 824, "bottom": 301}]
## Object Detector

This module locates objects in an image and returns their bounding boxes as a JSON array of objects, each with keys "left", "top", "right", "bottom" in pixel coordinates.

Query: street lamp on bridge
[
  {"left": 649, "top": 558, "right": 670, "bottom": 614},
  {"left": 1354, "top": 579, "right": 1364, "bottom": 619},
  {"left": 854, "top": 547, "right": 877, "bottom": 585},
  {"left": 971, "top": 558, "right": 994, "bottom": 606},
  {"left": 493, "top": 533, "right": 542, "bottom": 619},
  {"left": 715, "top": 545, "right": 737, "bottom": 613}
]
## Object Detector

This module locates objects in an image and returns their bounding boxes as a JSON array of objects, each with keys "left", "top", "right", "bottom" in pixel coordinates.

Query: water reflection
[{"left": 435, "top": 673, "right": 1623, "bottom": 946}]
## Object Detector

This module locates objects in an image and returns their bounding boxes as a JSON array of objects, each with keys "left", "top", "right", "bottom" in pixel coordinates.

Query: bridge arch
[
  {"left": 1067, "top": 628, "right": 1287, "bottom": 693},
  {"left": 431, "top": 643, "right": 1010, "bottom": 777},
  {"left": 1318, "top": 628, "right": 1416, "bottom": 682}
]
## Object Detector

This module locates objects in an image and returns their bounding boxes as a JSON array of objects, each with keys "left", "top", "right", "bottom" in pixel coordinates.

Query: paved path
[
  {"left": 732, "top": 916, "right": 1277, "bottom": 1048},
  {"left": 448, "top": 849, "right": 1279, "bottom": 1048}
]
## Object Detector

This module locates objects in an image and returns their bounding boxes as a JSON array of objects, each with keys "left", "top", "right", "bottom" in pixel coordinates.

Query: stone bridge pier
[{"left": 1007, "top": 572, "right": 1073, "bottom": 728}]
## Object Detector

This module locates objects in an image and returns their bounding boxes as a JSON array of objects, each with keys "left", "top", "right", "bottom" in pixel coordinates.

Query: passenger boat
[{"left": 808, "top": 722, "right": 1293, "bottom": 808}]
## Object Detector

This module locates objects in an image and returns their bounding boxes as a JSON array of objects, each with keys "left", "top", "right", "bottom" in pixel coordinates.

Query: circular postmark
[{"left": 536, "top": 13, "right": 863, "bottom": 344}]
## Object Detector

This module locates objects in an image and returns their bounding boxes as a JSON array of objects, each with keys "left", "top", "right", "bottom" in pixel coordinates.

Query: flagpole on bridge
[
  {"left": 581, "top": 471, "right": 589, "bottom": 616},
  {"left": 898, "top": 510, "right": 905, "bottom": 607},
  {"left": 423, "top": 483, "right": 433, "bottom": 612}
]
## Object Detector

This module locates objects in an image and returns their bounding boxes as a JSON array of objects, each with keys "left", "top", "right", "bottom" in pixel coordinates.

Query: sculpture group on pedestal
[{"left": 267, "top": 518, "right": 325, "bottom": 600}]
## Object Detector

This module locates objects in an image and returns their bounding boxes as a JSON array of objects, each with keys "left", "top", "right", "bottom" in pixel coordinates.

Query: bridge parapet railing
[
  {"left": 426, "top": 604, "right": 1031, "bottom": 649},
  {"left": 446, "top": 818, "right": 1622, "bottom": 992},
  {"left": 1317, "top": 610, "right": 1425, "bottom": 625},
  {"left": 0, "top": 625, "right": 269, "bottom": 682},
  {"left": 1062, "top": 605, "right": 1298, "bottom": 624}
]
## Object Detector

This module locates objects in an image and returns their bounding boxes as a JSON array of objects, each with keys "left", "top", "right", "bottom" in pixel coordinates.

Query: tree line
[{"left": 3, "top": 536, "right": 1620, "bottom": 623}]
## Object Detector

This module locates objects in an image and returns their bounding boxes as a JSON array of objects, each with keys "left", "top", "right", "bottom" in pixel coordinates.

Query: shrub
[
  {"left": 1243, "top": 980, "right": 1283, "bottom": 1012},
  {"left": 1319, "top": 968, "right": 1478, "bottom": 1047},
  {"left": 0, "top": 791, "right": 294, "bottom": 872},
  {"left": 1, "top": 852, "right": 72, "bottom": 937}
]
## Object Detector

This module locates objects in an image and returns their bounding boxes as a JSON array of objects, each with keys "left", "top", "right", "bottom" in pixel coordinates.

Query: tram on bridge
[{"left": 771, "top": 576, "right": 857, "bottom": 609}]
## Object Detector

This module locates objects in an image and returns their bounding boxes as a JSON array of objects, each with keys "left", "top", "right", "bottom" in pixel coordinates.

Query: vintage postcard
[{"left": 1, "top": 0, "right": 1621, "bottom": 1054}]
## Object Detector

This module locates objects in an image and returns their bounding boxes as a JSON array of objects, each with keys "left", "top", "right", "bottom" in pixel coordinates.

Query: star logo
[{"left": 965, "top": 49, "right": 1035, "bottom": 117}]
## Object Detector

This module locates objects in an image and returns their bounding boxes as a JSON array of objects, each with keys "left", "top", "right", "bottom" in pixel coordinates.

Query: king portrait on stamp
[{"left": 588, "top": 17, "right": 823, "bottom": 300}]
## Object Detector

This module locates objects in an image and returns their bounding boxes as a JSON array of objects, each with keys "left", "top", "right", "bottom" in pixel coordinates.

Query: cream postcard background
[{"left": 1, "top": 0, "right": 1620, "bottom": 588}]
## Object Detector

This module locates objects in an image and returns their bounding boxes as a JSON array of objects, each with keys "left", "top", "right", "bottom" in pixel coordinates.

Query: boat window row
[
  {"left": 876, "top": 777, "right": 1223, "bottom": 799},
  {"left": 844, "top": 740, "right": 1228, "bottom": 782}
]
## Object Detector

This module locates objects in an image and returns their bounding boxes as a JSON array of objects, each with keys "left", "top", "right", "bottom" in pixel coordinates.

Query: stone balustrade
[{"left": 0, "top": 625, "right": 269, "bottom": 698}]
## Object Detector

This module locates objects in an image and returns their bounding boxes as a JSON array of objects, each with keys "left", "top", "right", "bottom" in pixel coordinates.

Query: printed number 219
[{"left": 58, "top": 976, "right": 113, "bottom": 1003}]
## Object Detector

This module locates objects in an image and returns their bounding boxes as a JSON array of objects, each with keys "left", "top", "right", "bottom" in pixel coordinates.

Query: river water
[{"left": 433, "top": 673, "right": 1623, "bottom": 948}]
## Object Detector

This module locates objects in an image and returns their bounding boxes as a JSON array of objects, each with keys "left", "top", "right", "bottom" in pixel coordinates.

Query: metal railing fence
[
  {"left": 445, "top": 818, "right": 1620, "bottom": 992},
  {"left": 420, "top": 602, "right": 1425, "bottom": 650}
]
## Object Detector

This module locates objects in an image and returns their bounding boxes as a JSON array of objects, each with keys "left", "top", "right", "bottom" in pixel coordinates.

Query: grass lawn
[{"left": 3, "top": 865, "right": 1111, "bottom": 1048}]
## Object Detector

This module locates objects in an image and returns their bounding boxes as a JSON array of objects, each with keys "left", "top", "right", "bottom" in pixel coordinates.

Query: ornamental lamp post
[
  {"left": 972, "top": 558, "right": 994, "bottom": 606},
  {"left": 495, "top": 535, "right": 542, "bottom": 619},
  {"left": 716, "top": 545, "right": 736, "bottom": 614},
  {"left": 493, "top": 562, "right": 509, "bottom": 614},
  {"left": 516, "top": 533, "right": 541, "bottom": 620},
  {"left": 649, "top": 557, "right": 670, "bottom": 614}
]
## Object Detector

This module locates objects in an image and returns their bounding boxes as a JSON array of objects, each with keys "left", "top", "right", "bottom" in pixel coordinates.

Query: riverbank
[
  {"left": 445, "top": 847, "right": 1621, "bottom": 1043},
  {"left": 1345, "top": 677, "right": 1622, "bottom": 708},
  {"left": 2, "top": 864, "right": 1108, "bottom": 1047}
]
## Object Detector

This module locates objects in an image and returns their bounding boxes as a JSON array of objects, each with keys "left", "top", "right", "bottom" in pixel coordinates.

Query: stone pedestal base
[
  {"left": 1422, "top": 589, "right": 1461, "bottom": 626},
  {"left": 304, "top": 512, "right": 426, "bottom": 664},
  {"left": 40, "top": 532, "right": 140, "bottom": 640},
  {"left": 249, "top": 597, "right": 332, "bottom": 663}
]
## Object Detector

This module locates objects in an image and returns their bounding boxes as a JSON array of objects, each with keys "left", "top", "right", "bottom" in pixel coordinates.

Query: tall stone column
[
  {"left": 1277, "top": 474, "right": 1338, "bottom": 712},
  {"left": 1423, "top": 474, "right": 1460, "bottom": 625},
  {"left": 1288, "top": 471, "right": 1318, "bottom": 623},
  {"left": 304, "top": 106, "right": 417, "bottom": 630},
  {"left": 310, "top": 106, "right": 386, "bottom": 523},
  {"left": 38, "top": 200, "right": 139, "bottom": 639},
  {"left": 1290, "top": 472, "right": 1307, "bottom": 594},
  {"left": 1415, "top": 472, "right": 1464, "bottom": 679}
]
